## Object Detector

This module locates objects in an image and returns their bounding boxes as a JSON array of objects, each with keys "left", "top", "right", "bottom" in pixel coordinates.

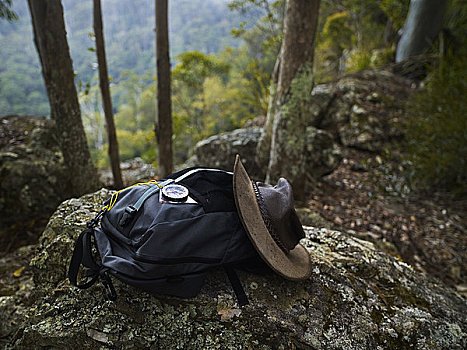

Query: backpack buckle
[
  {"left": 119, "top": 206, "right": 137, "bottom": 227},
  {"left": 87, "top": 208, "right": 106, "bottom": 228}
]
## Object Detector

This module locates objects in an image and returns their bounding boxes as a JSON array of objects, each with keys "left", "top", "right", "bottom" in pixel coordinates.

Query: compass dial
[{"left": 161, "top": 184, "right": 189, "bottom": 202}]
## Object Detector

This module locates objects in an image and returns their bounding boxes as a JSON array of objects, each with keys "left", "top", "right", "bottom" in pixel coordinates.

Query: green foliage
[
  {"left": 316, "top": 0, "right": 402, "bottom": 80},
  {"left": 322, "top": 11, "right": 352, "bottom": 54},
  {"left": 228, "top": 0, "right": 284, "bottom": 37},
  {"left": 444, "top": 0, "right": 467, "bottom": 52},
  {"left": 170, "top": 45, "right": 275, "bottom": 164},
  {"left": 403, "top": 53, "right": 467, "bottom": 195},
  {"left": 173, "top": 51, "right": 230, "bottom": 90},
  {"left": 172, "top": 52, "right": 230, "bottom": 137},
  {"left": 228, "top": 0, "right": 284, "bottom": 60},
  {"left": 0, "top": 0, "right": 248, "bottom": 117},
  {"left": 80, "top": 72, "right": 158, "bottom": 169},
  {"left": 315, "top": 10, "right": 353, "bottom": 80},
  {"left": 400, "top": 0, "right": 467, "bottom": 195},
  {"left": 172, "top": 51, "right": 246, "bottom": 162},
  {"left": 378, "top": 0, "right": 410, "bottom": 31},
  {"left": 345, "top": 50, "right": 373, "bottom": 73},
  {"left": 116, "top": 129, "right": 156, "bottom": 163},
  {"left": 0, "top": 0, "right": 17, "bottom": 22},
  {"left": 345, "top": 46, "right": 394, "bottom": 73}
]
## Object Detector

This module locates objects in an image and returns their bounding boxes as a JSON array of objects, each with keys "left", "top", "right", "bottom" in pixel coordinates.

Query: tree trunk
[
  {"left": 28, "top": 0, "right": 99, "bottom": 197},
  {"left": 258, "top": 0, "right": 320, "bottom": 199},
  {"left": 155, "top": 0, "right": 173, "bottom": 178},
  {"left": 256, "top": 52, "right": 280, "bottom": 174},
  {"left": 93, "top": 0, "right": 123, "bottom": 189},
  {"left": 396, "top": 0, "right": 448, "bottom": 62}
]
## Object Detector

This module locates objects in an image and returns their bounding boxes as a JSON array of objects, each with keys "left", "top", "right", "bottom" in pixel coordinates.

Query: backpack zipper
[
  {"left": 119, "top": 179, "right": 174, "bottom": 226},
  {"left": 133, "top": 254, "right": 222, "bottom": 265},
  {"left": 119, "top": 169, "right": 231, "bottom": 227}
]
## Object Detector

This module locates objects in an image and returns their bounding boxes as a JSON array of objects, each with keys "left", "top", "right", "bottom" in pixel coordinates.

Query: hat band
[{"left": 251, "top": 181, "right": 289, "bottom": 254}]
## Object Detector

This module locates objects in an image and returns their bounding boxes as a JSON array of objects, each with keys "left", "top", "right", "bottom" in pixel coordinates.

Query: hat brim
[{"left": 233, "top": 155, "right": 311, "bottom": 281}]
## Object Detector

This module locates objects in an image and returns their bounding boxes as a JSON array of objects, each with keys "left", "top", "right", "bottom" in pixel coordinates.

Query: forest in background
[
  {"left": 0, "top": 0, "right": 245, "bottom": 116},
  {"left": 1, "top": 0, "right": 465, "bottom": 194}
]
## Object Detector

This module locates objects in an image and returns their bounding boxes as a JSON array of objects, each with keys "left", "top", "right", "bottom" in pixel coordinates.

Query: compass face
[{"left": 161, "top": 184, "right": 189, "bottom": 202}]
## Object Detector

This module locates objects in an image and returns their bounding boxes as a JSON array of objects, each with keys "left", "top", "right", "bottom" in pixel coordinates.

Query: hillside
[{"left": 0, "top": 0, "right": 246, "bottom": 116}]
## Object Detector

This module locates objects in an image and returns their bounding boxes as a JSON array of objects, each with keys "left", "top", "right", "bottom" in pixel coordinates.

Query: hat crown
[{"left": 255, "top": 178, "right": 305, "bottom": 251}]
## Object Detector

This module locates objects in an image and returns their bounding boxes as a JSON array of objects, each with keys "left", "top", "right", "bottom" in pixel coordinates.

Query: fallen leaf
[{"left": 13, "top": 266, "right": 25, "bottom": 278}]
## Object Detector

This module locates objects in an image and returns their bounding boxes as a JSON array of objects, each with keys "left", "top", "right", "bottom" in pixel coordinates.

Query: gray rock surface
[
  {"left": 0, "top": 115, "right": 68, "bottom": 226},
  {"left": 191, "top": 126, "right": 341, "bottom": 182},
  {"left": 99, "top": 157, "right": 157, "bottom": 188},
  {"left": 192, "top": 127, "right": 264, "bottom": 179},
  {"left": 2, "top": 189, "right": 466, "bottom": 349},
  {"left": 304, "top": 127, "right": 342, "bottom": 179},
  {"left": 310, "top": 70, "right": 413, "bottom": 152}
]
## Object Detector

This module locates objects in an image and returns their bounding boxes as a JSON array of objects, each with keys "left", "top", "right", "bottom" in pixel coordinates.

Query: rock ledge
[{"left": 2, "top": 189, "right": 466, "bottom": 349}]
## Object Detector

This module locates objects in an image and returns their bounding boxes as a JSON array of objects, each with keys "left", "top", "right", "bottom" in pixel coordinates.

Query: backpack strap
[
  {"left": 224, "top": 265, "right": 249, "bottom": 307},
  {"left": 119, "top": 169, "right": 232, "bottom": 227},
  {"left": 119, "top": 179, "right": 174, "bottom": 226},
  {"left": 68, "top": 228, "right": 117, "bottom": 300}
]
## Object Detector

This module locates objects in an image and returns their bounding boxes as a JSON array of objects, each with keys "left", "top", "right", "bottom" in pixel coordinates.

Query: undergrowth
[{"left": 403, "top": 52, "right": 467, "bottom": 197}]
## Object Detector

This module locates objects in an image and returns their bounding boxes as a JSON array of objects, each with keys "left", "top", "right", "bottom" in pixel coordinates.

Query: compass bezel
[{"left": 161, "top": 184, "right": 189, "bottom": 202}]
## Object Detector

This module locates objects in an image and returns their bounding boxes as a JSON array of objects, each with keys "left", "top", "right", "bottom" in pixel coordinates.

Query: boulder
[
  {"left": 99, "top": 157, "right": 157, "bottom": 188},
  {"left": 0, "top": 115, "right": 68, "bottom": 226},
  {"left": 192, "top": 127, "right": 264, "bottom": 179},
  {"left": 3, "top": 189, "right": 466, "bottom": 349},
  {"left": 304, "top": 127, "right": 342, "bottom": 178},
  {"left": 295, "top": 208, "right": 333, "bottom": 229},
  {"left": 309, "top": 70, "right": 413, "bottom": 152},
  {"left": 191, "top": 126, "right": 341, "bottom": 182}
]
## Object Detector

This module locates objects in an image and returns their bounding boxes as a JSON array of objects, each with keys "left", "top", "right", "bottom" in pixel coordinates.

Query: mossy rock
[
  {"left": 0, "top": 115, "right": 68, "bottom": 226},
  {"left": 311, "top": 70, "right": 413, "bottom": 152},
  {"left": 2, "top": 189, "right": 466, "bottom": 349},
  {"left": 193, "top": 127, "right": 264, "bottom": 179}
]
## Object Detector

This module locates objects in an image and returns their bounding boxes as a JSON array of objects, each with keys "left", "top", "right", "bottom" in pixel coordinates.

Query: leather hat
[{"left": 233, "top": 155, "right": 311, "bottom": 280}]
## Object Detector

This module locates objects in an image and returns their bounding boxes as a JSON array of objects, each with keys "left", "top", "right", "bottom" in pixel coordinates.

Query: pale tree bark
[
  {"left": 396, "top": 0, "right": 448, "bottom": 62},
  {"left": 93, "top": 0, "right": 123, "bottom": 189},
  {"left": 257, "top": 0, "right": 320, "bottom": 199},
  {"left": 256, "top": 52, "right": 281, "bottom": 173},
  {"left": 155, "top": 0, "right": 173, "bottom": 177},
  {"left": 28, "top": 0, "right": 100, "bottom": 196}
]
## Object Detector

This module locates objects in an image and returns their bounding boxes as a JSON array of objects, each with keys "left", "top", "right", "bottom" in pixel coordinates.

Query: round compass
[{"left": 161, "top": 184, "right": 189, "bottom": 202}]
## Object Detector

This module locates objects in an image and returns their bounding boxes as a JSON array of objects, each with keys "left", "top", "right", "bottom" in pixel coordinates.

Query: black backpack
[{"left": 68, "top": 167, "right": 267, "bottom": 306}]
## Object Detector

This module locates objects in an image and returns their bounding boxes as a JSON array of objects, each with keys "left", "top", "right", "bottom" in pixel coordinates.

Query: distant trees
[
  {"left": 155, "top": 0, "right": 173, "bottom": 177},
  {"left": 28, "top": 0, "right": 99, "bottom": 196},
  {"left": 18, "top": 0, "right": 462, "bottom": 181},
  {"left": 396, "top": 0, "right": 448, "bottom": 62},
  {"left": 257, "top": 0, "right": 321, "bottom": 197},
  {"left": 93, "top": 0, "right": 123, "bottom": 188}
]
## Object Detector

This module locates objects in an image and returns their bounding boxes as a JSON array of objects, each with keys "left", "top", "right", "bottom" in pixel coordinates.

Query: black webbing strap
[
  {"left": 68, "top": 228, "right": 99, "bottom": 288},
  {"left": 99, "top": 268, "right": 117, "bottom": 301},
  {"left": 68, "top": 228, "right": 116, "bottom": 300},
  {"left": 224, "top": 265, "right": 249, "bottom": 307}
]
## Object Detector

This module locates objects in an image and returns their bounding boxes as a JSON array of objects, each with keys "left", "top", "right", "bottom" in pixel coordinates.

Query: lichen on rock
[
  {"left": 314, "top": 70, "right": 412, "bottom": 152},
  {"left": 0, "top": 115, "right": 68, "bottom": 226},
  {"left": 191, "top": 127, "right": 263, "bottom": 179},
  {"left": 1, "top": 189, "right": 464, "bottom": 349}
]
